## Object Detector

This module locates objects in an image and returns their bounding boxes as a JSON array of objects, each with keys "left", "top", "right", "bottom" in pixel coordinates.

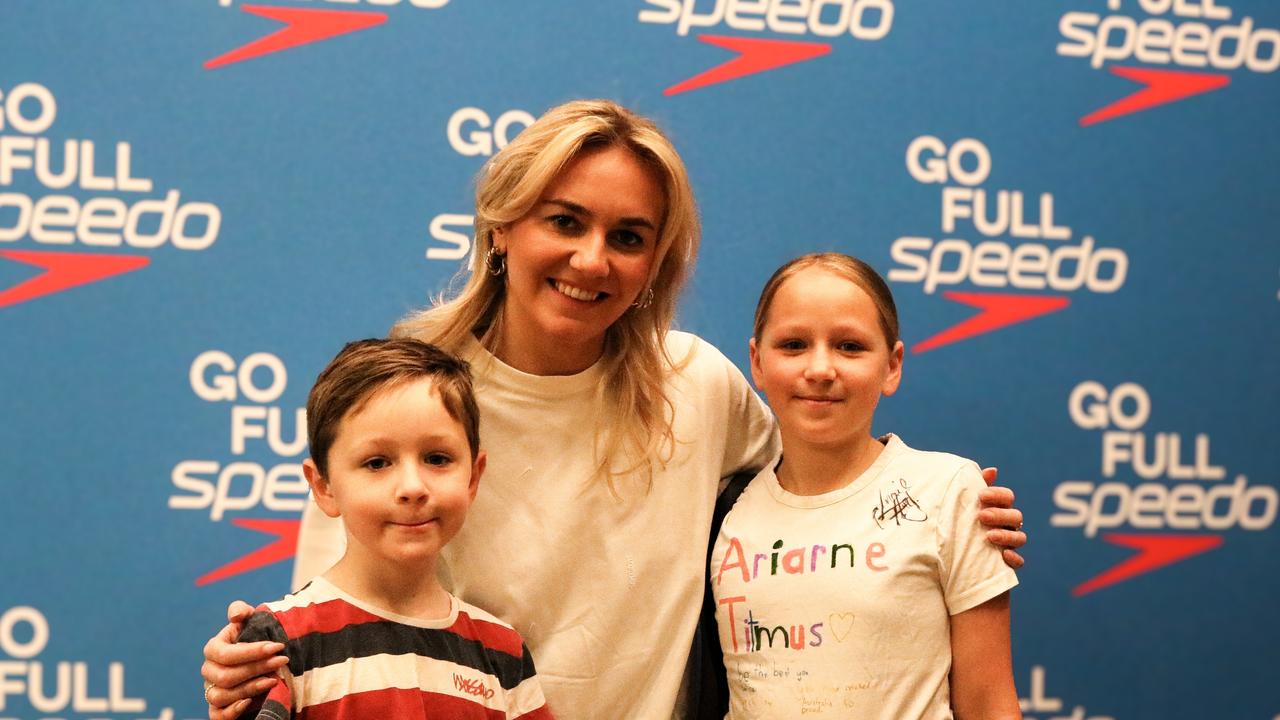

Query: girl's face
[
  {"left": 494, "top": 145, "right": 664, "bottom": 374},
  {"left": 749, "top": 267, "right": 904, "bottom": 451}
]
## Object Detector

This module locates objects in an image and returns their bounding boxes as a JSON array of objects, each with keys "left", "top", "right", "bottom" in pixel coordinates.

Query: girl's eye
[
  {"left": 838, "top": 341, "right": 866, "bottom": 352},
  {"left": 425, "top": 453, "right": 452, "bottom": 467},
  {"left": 778, "top": 339, "right": 806, "bottom": 351},
  {"left": 363, "top": 457, "right": 390, "bottom": 471}
]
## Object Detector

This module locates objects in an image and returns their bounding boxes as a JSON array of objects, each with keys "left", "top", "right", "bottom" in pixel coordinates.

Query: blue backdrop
[{"left": 2, "top": 1, "right": 1278, "bottom": 717}]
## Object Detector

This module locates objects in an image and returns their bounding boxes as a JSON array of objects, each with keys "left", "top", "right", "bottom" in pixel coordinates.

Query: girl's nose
[{"left": 804, "top": 348, "right": 837, "bottom": 381}]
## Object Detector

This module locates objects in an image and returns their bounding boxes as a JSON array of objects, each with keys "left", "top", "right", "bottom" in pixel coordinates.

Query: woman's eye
[
  {"left": 425, "top": 453, "right": 452, "bottom": 467},
  {"left": 610, "top": 230, "right": 645, "bottom": 249},
  {"left": 548, "top": 214, "right": 579, "bottom": 231},
  {"left": 363, "top": 457, "right": 390, "bottom": 471}
]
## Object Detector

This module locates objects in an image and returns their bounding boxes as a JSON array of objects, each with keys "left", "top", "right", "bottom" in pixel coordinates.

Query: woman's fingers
[
  {"left": 200, "top": 599, "right": 287, "bottom": 717},
  {"left": 203, "top": 648, "right": 289, "bottom": 684},
  {"left": 980, "top": 466, "right": 999, "bottom": 487},
  {"left": 984, "top": 527, "right": 1026, "bottom": 550},
  {"left": 204, "top": 619, "right": 284, "bottom": 665},
  {"left": 1001, "top": 548, "right": 1026, "bottom": 570},
  {"left": 226, "top": 600, "right": 255, "bottom": 624},
  {"left": 978, "top": 485, "right": 1015, "bottom": 509},
  {"left": 202, "top": 652, "right": 288, "bottom": 715},
  {"left": 204, "top": 671, "right": 280, "bottom": 702},
  {"left": 208, "top": 697, "right": 252, "bottom": 720},
  {"left": 979, "top": 507, "right": 1023, "bottom": 531}
]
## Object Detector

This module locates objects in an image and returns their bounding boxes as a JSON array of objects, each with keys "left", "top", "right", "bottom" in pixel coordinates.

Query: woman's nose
[{"left": 569, "top": 234, "right": 609, "bottom": 278}]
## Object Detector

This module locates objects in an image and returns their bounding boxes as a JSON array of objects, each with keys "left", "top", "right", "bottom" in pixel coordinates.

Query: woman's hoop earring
[
  {"left": 631, "top": 287, "right": 654, "bottom": 310},
  {"left": 485, "top": 247, "right": 506, "bottom": 277}
]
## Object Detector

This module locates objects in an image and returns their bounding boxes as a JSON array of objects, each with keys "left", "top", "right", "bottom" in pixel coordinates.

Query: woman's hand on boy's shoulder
[{"left": 201, "top": 600, "right": 288, "bottom": 720}]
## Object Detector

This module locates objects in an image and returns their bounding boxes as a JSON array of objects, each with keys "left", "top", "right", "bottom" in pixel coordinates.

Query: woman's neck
[
  {"left": 776, "top": 433, "right": 886, "bottom": 496},
  {"left": 488, "top": 318, "right": 604, "bottom": 376}
]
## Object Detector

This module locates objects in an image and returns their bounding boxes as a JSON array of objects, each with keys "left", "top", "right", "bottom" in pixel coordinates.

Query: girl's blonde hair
[
  {"left": 392, "top": 99, "right": 700, "bottom": 487},
  {"left": 753, "top": 252, "right": 901, "bottom": 348}
]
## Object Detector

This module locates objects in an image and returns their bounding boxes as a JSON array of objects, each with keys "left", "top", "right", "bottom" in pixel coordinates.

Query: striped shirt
[{"left": 238, "top": 577, "right": 552, "bottom": 720}]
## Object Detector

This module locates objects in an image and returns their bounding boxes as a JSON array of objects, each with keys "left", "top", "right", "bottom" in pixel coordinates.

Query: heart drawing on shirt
[{"left": 829, "top": 612, "right": 856, "bottom": 642}]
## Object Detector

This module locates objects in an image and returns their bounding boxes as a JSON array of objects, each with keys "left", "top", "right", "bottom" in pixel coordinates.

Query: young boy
[{"left": 237, "top": 338, "right": 552, "bottom": 719}]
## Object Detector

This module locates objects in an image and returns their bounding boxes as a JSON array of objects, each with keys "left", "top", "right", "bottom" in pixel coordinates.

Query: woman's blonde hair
[{"left": 392, "top": 99, "right": 700, "bottom": 487}]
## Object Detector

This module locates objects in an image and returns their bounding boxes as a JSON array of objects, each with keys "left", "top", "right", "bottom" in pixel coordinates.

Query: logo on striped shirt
[{"left": 454, "top": 673, "right": 495, "bottom": 700}]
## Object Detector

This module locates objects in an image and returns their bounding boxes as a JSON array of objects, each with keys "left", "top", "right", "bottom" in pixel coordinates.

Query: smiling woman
[
  {"left": 491, "top": 145, "right": 665, "bottom": 376},
  {"left": 199, "top": 100, "right": 1028, "bottom": 720},
  {"left": 393, "top": 100, "right": 702, "bottom": 487}
]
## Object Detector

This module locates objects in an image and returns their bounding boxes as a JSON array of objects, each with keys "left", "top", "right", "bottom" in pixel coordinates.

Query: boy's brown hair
[{"left": 306, "top": 338, "right": 480, "bottom": 477}]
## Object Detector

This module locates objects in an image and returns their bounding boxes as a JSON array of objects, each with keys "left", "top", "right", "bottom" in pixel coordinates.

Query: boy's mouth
[{"left": 390, "top": 518, "right": 437, "bottom": 529}]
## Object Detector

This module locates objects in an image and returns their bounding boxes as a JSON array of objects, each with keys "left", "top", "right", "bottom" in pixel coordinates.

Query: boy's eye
[
  {"left": 778, "top": 339, "right": 806, "bottom": 351},
  {"left": 424, "top": 453, "right": 453, "bottom": 467},
  {"left": 838, "top": 341, "right": 866, "bottom": 352},
  {"left": 363, "top": 457, "right": 390, "bottom": 471}
]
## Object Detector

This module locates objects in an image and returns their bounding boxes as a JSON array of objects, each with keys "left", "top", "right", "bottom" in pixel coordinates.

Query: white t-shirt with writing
[{"left": 711, "top": 434, "right": 1018, "bottom": 719}]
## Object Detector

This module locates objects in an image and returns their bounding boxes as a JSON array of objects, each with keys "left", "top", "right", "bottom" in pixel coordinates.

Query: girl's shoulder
[{"left": 881, "top": 435, "right": 985, "bottom": 492}]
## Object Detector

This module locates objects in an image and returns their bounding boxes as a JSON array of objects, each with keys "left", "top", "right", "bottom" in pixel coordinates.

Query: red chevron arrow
[
  {"left": 912, "top": 291, "right": 1070, "bottom": 354},
  {"left": 1080, "top": 66, "right": 1230, "bottom": 126},
  {"left": 1073, "top": 533, "right": 1223, "bottom": 596},
  {"left": 196, "top": 518, "right": 301, "bottom": 586},
  {"left": 665, "top": 35, "right": 831, "bottom": 96},
  {"left": 0, "top": 250, "right": 150, "bottom": 309},
  {"left": 205, "top": 5, "right": 387, "bottom": 70}
]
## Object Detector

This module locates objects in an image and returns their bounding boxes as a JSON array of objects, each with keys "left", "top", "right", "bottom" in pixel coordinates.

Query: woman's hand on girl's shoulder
[{"left": 977, "top": 467, "right": 1026, "bottom": 570}]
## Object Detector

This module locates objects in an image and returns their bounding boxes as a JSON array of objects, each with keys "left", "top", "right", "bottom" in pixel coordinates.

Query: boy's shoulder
[
  {"left": 450, "top": 597, "right": 531, "bottom": 659},
  {"left": 243, "top": 581, "right": 530, "bottom": 657},
  {"left": 260, "top": 578, "right": 338, "bottom": 612},
  {"left": 238, "top": 579, "right": 354, "bottom": 645}
]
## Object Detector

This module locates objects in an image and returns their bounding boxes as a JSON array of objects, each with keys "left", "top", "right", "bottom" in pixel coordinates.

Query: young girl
[{"left": 711, "top": 253, "right": 1020, "bottom": 719}]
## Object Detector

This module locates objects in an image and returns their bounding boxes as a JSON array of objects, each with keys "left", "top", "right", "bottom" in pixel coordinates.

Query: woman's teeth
[{"left": 554, "top": 281, "right": 602, "bottom": 302}]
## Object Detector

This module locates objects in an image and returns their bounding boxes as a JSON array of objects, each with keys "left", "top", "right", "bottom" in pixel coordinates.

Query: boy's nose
[{"left": 396, "top": 468, "right": 429, "bottom": 502}]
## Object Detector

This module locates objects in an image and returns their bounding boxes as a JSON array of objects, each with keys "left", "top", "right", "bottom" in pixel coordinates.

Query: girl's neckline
[{"left": 766, "top": 434, "right": 902, "bottom": 509}]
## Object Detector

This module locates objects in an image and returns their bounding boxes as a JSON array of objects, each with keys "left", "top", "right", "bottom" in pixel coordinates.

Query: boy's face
[{"left": 304, "top": 377, "right": 484, "bottom": 569}]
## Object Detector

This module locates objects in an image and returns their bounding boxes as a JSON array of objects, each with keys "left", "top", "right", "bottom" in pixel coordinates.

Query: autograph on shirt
[{"left": 871, "top": 478, "right": 927, "bottom": 529}]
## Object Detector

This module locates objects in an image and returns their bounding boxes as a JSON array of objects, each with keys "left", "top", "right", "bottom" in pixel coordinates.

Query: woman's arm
[
  {"left": 949, "top": 592, "right": 1021, "bottom": 720},
  {"left": 201, "top": 601, "right": 289, "bottom": 720},
  {"left": 978, "top": 468, "right": 1027, "bottom": 569}
]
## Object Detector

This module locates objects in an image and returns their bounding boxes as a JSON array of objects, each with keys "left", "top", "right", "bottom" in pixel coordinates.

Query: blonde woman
[{"left": 201, "top": 100, "right": 1027, "bottom": 720}]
